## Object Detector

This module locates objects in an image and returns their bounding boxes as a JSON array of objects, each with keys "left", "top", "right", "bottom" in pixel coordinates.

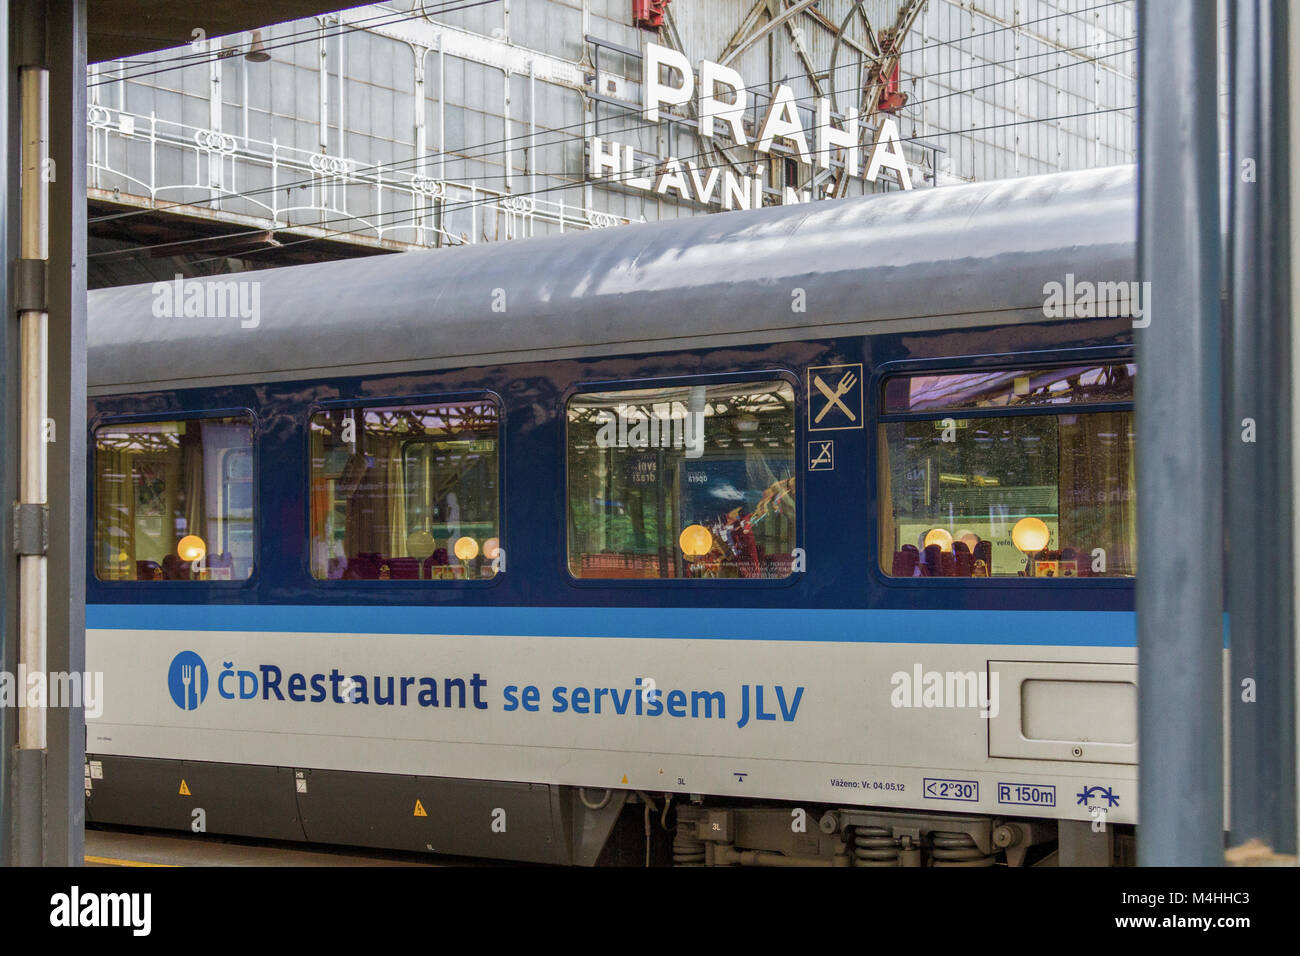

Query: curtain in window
[
  {"left": 340, "top": 435, "right": 406, "bottom": 561},
  {"left": 386, "top": 442, "right": 408, "bottom": 558},
  {"left": 340, "top": 451, "right": 376, "bottom": 559},
  {"left": 94, "top": 445, "right": 135, "bottom": 579},
  {"left": 1058, "top": 412, "right": 1136, "bottom": 574},
  {"left": 310, "top": 477, "right": 332, "bottom": 578},
  {"left": 182, "top": 429, "right": 205, "bottom": 559},
  {"left": 877, "top": 427, "right": 895, "bottom": 562}
]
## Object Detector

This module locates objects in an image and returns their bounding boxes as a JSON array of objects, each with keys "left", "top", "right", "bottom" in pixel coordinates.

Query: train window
[
  {"left": 309, "top": 399, "right": 499, "bottom": 581},
  {"left": 566, "top": 380, "right": 796, "bottom": 579},
  {"left": 879, "top": 366, "right": 1136, "bottom": 579},
  {"left": 883, "top": 363, "right": 1135, "bottom": 413},
  {"left": 93, "top": 415, "right": 255, "bottom": 581}
]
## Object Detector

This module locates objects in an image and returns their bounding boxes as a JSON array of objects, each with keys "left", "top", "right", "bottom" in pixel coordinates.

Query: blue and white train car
[{"left": 85, "top": 166, "right": 1139, "bottom": 866}]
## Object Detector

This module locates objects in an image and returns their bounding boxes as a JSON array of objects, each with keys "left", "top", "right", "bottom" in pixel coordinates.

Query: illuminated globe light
[
  {"left": 177, "top": 535, "right": 206, "bottom": 562},
  {"left": 1012, "top": 517, "right": 1050, "bottom": 555},
  {"left": 454, "top": 536, "right": 479, "bottom": 561},
  {"left": 482, "top": 537, "right": 501, "bottom": 560},
  {"left": 922, "top": 528, "right": 953, "bottom": 552},
  {"left": 957, "top": 531, "right": 980, "bottom": 552},
  {"left": 679, "top": 524, "right": 712, "bottom": 558},
  {"left": 406, "top": 530, "right": 436, "bottom": 560},
  {"left": 116, "top": 550, "right": 129, "bottom": 563}
]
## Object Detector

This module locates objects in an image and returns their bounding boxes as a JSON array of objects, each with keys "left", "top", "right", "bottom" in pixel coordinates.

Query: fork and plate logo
[
  {"left": 167, "top": 651, "right": 209, "bottom": 710},
  {"left": 807, "top": 363, "right": 864, "bottom": 432}
]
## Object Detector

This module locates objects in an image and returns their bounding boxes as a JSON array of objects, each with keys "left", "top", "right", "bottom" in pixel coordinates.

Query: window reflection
[
  {"left": 879, "top": 399, "right": 1136, "bottom": 578},
  {"left": 884, "top": 363, "right": 1135, "bottom": 413},
  {"left": 309, "top": 400, "right": 499, "bottom": 580},
  {"left": 567, "top": 381, "right": 796, "bottom": 579},
  {"left": 94, "top": 416, "right": 255, "bottom": 581}
]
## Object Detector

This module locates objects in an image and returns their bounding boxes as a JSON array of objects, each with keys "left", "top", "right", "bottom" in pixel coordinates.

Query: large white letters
[
  {"left": 619, "top": 49, "right": 916, "bottom": 206},
  {"left": 644, "top": 43, "right": 693, "bottom": 123},
  {"left": 755, "top": 84, "right": 812, "bottom": 166},
  {"left": 698, "top": 60, "right": 748, "bottom": 144}
]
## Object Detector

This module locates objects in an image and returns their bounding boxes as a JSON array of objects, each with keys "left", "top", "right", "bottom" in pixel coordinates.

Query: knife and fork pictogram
[{"left": 813, "top": 370, "right": 858, "bottom": 424}]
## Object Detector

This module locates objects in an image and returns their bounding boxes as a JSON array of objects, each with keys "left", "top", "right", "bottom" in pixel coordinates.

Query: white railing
[{"left": 87, "top": 106, "right": 634, "bottom": 249}]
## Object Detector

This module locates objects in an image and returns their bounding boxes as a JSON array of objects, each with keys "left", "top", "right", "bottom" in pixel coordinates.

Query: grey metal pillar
[
  {"left": 5, "top": 0, "right": 86, "bottom": 867},
  {"left": 1136, "top": 0, "right": 1225, "bottom": 866},
  {"left": 1227, "top": 0, "right": 1297, "bottom": 857},
  {"left": 1292, "top": 0, "right": 1300, "bottom": 861},
  {"left": 0, "top": 0, "right": 11, "bottom": 867},
  {"left": 44, "top": 0, "right": 87, "bottom": 866}
]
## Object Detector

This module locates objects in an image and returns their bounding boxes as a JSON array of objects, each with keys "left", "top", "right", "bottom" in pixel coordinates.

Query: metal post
[
  {"left": 503, "top": 68, "right": 512, "bottom": 195},
  {"left": 18, "top": 64, "right": 48, "bottom": 759},
  {"left": 4, "top": 0, "right": 83, "bottom": 868},
  {"left": 438, "top": 42, "right": 446, "bottom": 181},
  {"left": 529, "top": 62, "right": 536, "bottom": 196},
  {"left": 1227, "top": 0, "right": 1297, "bottom": 857},
  {"left": 208, "top": 36, "right": 220, "bottom": 205},
  {"left": 1136, "top": 0, "right": 1225, "bottom": 866},
  {"left": 318, "top": 19, "right": 328, "bottom": 154},
  {"left": 9, "top": 7, "right": 49, "bottom": 870},
  {"left": 0, "top": 0, "right": 11, "bottom": 866},
  {"left": 414, "top": 47, "right": 427, "bottom": 177},
  {"left": 43, "top": 0, "right": 87, "bottom": 865},
  {"left": 1291, "top": 0, "right": 1300, "bottom": 850},
  {"left": 1267, "top": 0, "right": 1298, "bottom": 860},
  {"left": 338, "top": 21, "right": 345, "bottom": 157}
]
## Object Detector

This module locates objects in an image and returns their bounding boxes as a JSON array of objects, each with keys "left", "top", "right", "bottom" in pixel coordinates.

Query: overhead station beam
[
  {"left": 87, "top": 0, "right": 359, "bottom": 63},
  {"left": 1135, "top": 0, "right": 1225, "bottom": 866}
]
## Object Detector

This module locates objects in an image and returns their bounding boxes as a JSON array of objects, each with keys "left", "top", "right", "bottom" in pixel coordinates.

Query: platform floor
[{"left": 85, "top": 827, "right": 446, "bottom": 866}]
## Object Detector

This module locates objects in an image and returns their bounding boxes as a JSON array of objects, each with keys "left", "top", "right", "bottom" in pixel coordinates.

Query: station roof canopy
[{"left": 90, "top": 0, "right": 359, "bottom": 63}]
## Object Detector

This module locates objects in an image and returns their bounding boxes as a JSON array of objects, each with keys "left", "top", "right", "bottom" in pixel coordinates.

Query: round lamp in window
[
  {"left": 406, "top": 530, "right": 435, "bottom": 560},
  {"left": 482, "top": 537, "right": 500, "bottom": 560},
  {"left": 1012, "top": 516, "right": 1050, "bottom": 573},
  {"left": 454, "top": 536, "right": 479, "bottom": 561},
  {"left": 177, "top": 535, "right": 206, "bottom": 563},
  {"left": 957, "top": 530, "right": 980, "bottom": 552},
  {"left": 679, "top": 524, "right": 712, "bottom": 558},
  {"left": 922, "top": 528, "right": 953, "bottom": 552}
]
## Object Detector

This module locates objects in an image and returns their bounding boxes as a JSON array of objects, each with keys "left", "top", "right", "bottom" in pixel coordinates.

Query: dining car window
[
  {"left": 878, "top": 363, "right": 1136, "bottom": 579},
  {"left": 566, "top": 380, "right": 796, "bottom": 579},
  {"left": 309, "top": 399, "right": 500, "bottom": 581},
  {"left": 93, "top": 415, "right": 255, "bottom": 581}
]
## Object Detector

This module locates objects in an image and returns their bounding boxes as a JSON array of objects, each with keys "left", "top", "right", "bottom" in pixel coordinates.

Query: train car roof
[{"left": 88, "top": 165, "right": 1136, "bottom": 392}]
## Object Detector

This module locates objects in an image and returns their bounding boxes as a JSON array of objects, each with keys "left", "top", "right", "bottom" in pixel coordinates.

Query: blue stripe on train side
[{"left": 87, "top": 603, "right": 1138, "bottom": 646}]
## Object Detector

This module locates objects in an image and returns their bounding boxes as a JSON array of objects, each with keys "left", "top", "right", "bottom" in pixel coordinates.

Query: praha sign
[{"left": 589, "top": 43, "right": 915, "bottom": 209}]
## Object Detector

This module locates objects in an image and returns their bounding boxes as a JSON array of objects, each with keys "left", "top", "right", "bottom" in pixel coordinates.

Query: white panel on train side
[
  {"left": 988, "top": 661, "right": 1138, "bottom": 764},
  {"left": 86, "top": 629, "right": 1139, "bottom": 825}
]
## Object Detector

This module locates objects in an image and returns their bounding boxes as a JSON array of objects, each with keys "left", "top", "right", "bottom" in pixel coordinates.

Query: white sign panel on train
[{"left": 588, "top": 43, "right": 916, "bottom": 210}]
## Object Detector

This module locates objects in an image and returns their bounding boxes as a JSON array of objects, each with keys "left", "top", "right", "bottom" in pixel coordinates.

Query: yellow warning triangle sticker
[
  {"left": 621, "top": 774, "right": 628, "bottom": 785},
  {"left": 179, "top": 779, "right": 191, "bottom": 796},
  {"left": 413, "top": 799, "right": 427, "bottom": 817}
]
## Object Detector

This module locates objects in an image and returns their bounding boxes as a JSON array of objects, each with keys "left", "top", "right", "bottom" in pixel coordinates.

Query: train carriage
[{"left": 85, "top": 165, "right": 1139, "bottom": 866}]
